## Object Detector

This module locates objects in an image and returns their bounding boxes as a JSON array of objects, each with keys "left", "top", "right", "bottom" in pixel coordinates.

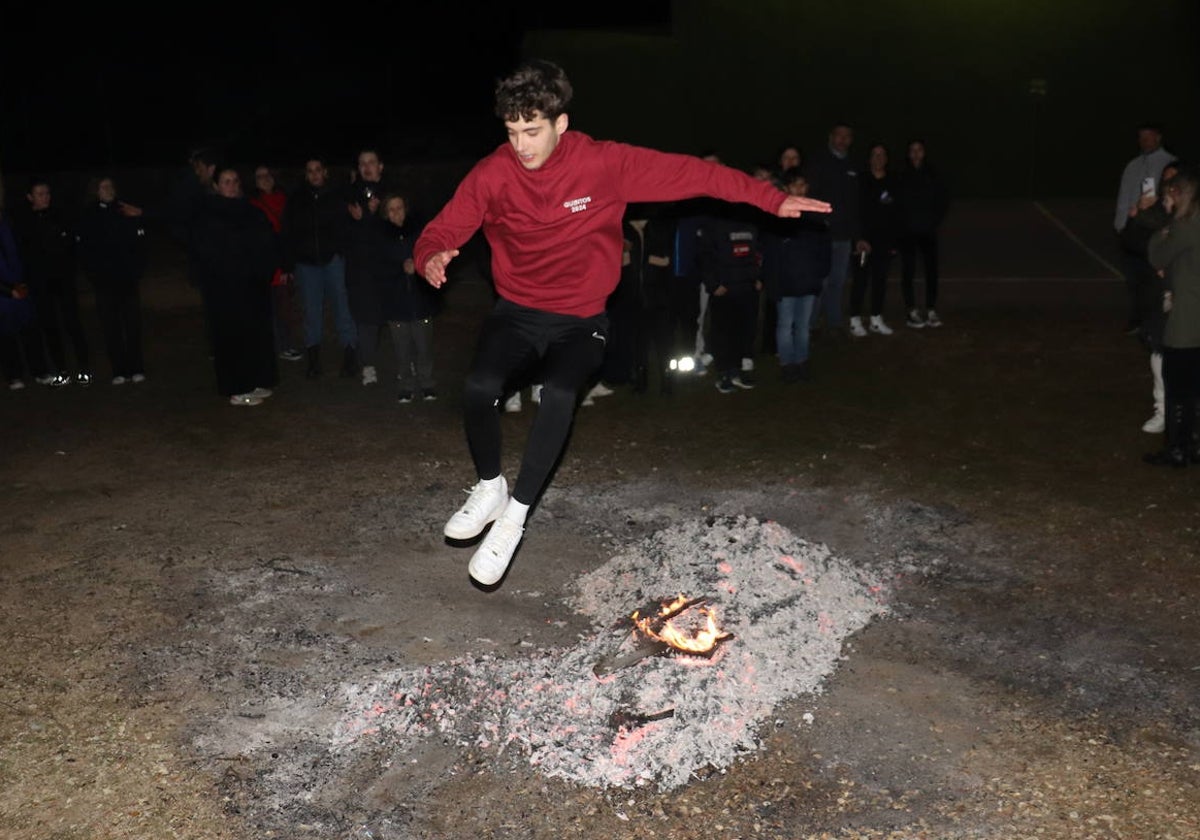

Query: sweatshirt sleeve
[
  {"left": 1148, "top": 219, "right": 1196, "bottom": 277},
  {"left": 414, "top": 163, "right": 492, "bottom": 278},
  {"left": 605, "top": 143, "right": 786, "bottom": 217}
]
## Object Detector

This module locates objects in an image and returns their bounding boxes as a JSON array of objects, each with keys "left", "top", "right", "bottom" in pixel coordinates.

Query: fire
[{"left": 631, "top": 595, "right": 732, "bottom": 654}]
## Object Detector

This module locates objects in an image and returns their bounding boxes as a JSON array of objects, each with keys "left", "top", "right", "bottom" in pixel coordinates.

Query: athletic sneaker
[
  {"left": 35, "top": 374, "right": 55, "bottom": 385},
  {"left": 530, "top": 384, "right": 543, "bottom": 404},
  {"left": 1142, "top": 410, "right": 1165, "bottom": 434},
  {"left": 504, "top": 392, "right": 522, "bottom": 413},
  {"left": 715, "top": 376, "right": 736, "bottom": 394},
  {"left": 468, "top": 517, "right": 524, "bottom": 585},
  {"left": 279, "top": 348, "right": 304, "bottom": 362},
  {"left": 869, "top": 315, "right": 894, "bottom": 335},
  {"left": 48, "top": 373, "right": 72, "bottom": 387},
  {"left": 8, "top": 379, "right": 25, "bottom": 391},
  {"left": 422, "top": 388, "right": 437, "bottom": 401},
  {"left": 586, "top": 381, "right": 614, "bottom": 399},
  {"left": 444, "top": 477, "right": 508, "bottom": 540},
  {"left": 732, "top": 372, "right": 756, "bottom": 390},
  {"left": 130, "top": 373, "right": 146, "bottom": 383},
  {"left": 397, "top": 391, "right": 414, "bottom": 404},
  {"left": 361, "top": 365, "right": 378, "bottom": 386},
  {"left": 906, "top": 309, "right": 926, "bottom": 329},
  {"left": 250, "top": 387, "right": 273, "bottom": 399},
  {"left": 112, "top": 376, "right": 128, "bottom": 385},
  {"left": 926, "top": 309, "right": 943, "bottom": 328},
  {"left": 849, "top": 316, "right": 868, "bottom": 338},
  {"left": 75, "top": 372, "right": 93, "bottom": 386},
  {"left": 229, "top": 393, "right": 263, "bottom": 406}
]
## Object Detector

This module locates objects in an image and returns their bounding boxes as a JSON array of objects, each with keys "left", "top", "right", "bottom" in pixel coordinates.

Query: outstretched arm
[{"left": 776, "top": 195, "right": 832, "bottom": 218}]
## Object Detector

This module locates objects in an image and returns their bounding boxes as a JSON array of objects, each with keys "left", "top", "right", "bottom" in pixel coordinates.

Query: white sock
[{"left": 503, "top": 499, "right": 530, "bottom": 526}]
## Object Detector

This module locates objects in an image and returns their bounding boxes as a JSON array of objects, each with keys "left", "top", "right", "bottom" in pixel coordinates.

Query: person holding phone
[{"left": 1115, "top": 123, "right": 1175, "bottom": 335}]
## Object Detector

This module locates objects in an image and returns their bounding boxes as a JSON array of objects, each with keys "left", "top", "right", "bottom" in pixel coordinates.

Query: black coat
[
  {"left": 896, "top": 164, "right": 949, "bottom": 235},
  {"left": 15, "top": 207, "right": 76, "bottom": 292},
  {"left": 803, "top": 148, "right": 862, "bottom": 240},
  {"left": 375, "top": 219, "right": 441, "bottom": 323},
  {"left": 281, "top": 184, "right": 347, "bottom": 269},
  {"left": 761, "top": 217, "right": 831, "bottom": 300},
  {"left": 859, "top": 172, "right": 902, "bottom": 250},
  {"left": 75, "top": 201, "right": 147, "bottom": 293}
]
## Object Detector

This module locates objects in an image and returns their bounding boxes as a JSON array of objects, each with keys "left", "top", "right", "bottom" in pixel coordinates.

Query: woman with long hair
[{"left": 1145, "top": 165, "right": 1200, "bottom": 466}]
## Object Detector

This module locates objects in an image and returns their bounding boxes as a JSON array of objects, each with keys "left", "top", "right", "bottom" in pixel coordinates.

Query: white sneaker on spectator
[
  {"left": 869, "top": 315, "right": 894, "bottom": 335},
  {"left": 468, "top": 517, "right": 524, "bottom": 585},
  {"left": 1142, "top": 409, "right": 1165, "bottom": 434},
  {"left": 906, "top": 309, "right": 926, "bottom": 329},
  {"left": 531, "top": 383, "right": 543, "bottom": 404},
  {"left": 130, "top": 373, "right": 146, "bottom": 383},
  {"left": 250, "top": 387, "right": 273, "bottom": 399},
  {"left": 229, "top": 393, "right": 263, "bottom": 406},
  {"left": 926, "top": 309, "right": 944, "bottom": 328},
  {"left": 849, "top": 316, "right": 868, "bottom": 338},
  {"left": 586, "top": 381, "right": 614, "bottom": 399},
  {"left": 504, "top": 392, "right": 522, "bottom": 413},
  {"left": 361, "top": 365, "right": 378, "bottom": 386},
  {"left": 112, "top": 376, "right": 128, "bottom": 385},
  {"left": 444, "top": 477, "right": 508, "bottom": 540}
]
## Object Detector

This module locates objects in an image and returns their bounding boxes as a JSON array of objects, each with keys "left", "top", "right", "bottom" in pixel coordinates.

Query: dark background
[{"left": 2, "top": 0, "right": 1197, "bottom": 201}]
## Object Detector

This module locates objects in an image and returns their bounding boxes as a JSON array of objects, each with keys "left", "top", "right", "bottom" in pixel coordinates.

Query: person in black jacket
[
  {"left": 190, "top": 168, "right": 280, "bottom": 406},
  {"left": 281, "top": 156, "right": 357, "bottom": 379},
  {"left": 623, "top": 204, "right": 676, "bottom": 395},
  {"left": 848, "top": 143, "right": 901, "bottom": 337},
  {"left": 803, "top": 123, "right": 868, "bottom": 337},
  {"left": 897, "top": 139, "right": 950, "bottom": 328},
  {"left": 698, "top": 211, "right": 763, "bottom": 394},
  {"left": 0, "top": 210, "right": 49, "bottom": 390},
  {"left": 761, "top": 171, "right": 831, "bottom": 383},
  {"left": 345, "top": 148, "right": 397, "bottom": 386},
  {"left": 376, "top": 194, "right": 441, "bottom": 402},
  {"left": 75, "top": 176, "right": 147, "bottom": 385},
  {"left": 16, "top": 179, "right": 90, "bottom": 385}
]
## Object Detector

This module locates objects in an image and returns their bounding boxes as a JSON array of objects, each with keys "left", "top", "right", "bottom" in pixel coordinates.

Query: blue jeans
[
  {"left": 776, "top": 295, "right": 815, "bottom": 366},
  {"left": 813, "top": 239, "right": 852, "bottom": 329},
  {"left": 294, "top": 255, "right": 355, "bottom": 348}
]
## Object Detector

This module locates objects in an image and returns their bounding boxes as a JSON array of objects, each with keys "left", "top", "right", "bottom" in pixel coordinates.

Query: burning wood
[{"left": 593, "top": 595, "right": 734, "bottom": 676}]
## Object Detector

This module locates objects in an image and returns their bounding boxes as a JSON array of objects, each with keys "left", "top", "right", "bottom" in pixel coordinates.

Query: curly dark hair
[{"left": 494, "top": 59, "right": 573, "bottom": 122}]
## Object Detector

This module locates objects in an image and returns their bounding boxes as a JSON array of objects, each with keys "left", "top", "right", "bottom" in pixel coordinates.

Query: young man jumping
[{"left": 415, "top": 60, "right": 831, "bottom": 587}]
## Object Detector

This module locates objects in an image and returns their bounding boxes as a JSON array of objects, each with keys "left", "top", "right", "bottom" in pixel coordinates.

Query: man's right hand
[{"left": 423, "top": 249, "right": 460, "bottom": 288}]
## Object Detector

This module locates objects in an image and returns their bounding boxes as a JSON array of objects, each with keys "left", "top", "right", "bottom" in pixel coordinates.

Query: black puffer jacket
[
  {"left": 282, "top": 184, "right": 347, "bottom": 269},
  {"left": 75, "top": 201, "right": 147, "bottom": 292}
]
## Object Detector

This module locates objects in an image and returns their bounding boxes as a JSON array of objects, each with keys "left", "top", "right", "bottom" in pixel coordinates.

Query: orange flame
[{"left": 631, "top": 594, "right": 732, "bottom": 654}]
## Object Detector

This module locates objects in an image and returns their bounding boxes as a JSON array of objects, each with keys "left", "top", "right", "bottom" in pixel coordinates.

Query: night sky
[{"left": 0, "top": 2, "right": 672, "bottom": 173}]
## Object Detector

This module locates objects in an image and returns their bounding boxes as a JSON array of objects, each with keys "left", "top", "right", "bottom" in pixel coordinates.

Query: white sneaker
[
  {"left": 531, "top": 383, "right": 543, "bottom": 404},
  {"left": 869, "top": 315, "right": 894, "bottom": 335},
  {"left": 361, "top": 365, "right": 378, "bottom": 386},
  {"left": 229, "top": 393, "right": 263, "bottom": 406},
  {"left": 926, "top": 309, "right": 943, "bottom": 328},
  {"left": 250, "top": 387, "right": 273, "bottom": 399},
  {"left": 1142, "top": 410, "right": 1165, "bottom": 434},
  {"left": 468, "top": 517, "right": 524, "bottom": 585},
  {"left": 130, "top": 373, "right": 146, "bottom": 384},
  {"left": 906, "top": 309, "right": 926, "bottom": 329},
  {"left": 503, "top": 392, "right": 522, "bottom": 413},
  {"left": 8, "top": 379, "right": 25, "bottom": 391},
  {"left": 112, "top": 376, "right": 128, "bottom": 385},
  {"left": 586, "top": 381, "right": 614, "bottom": 399},
  {"left": 444, "top": 477, "right": 508, "bottom": 540},
  {"left": 849, "top": 316, "right": 868, "bottom": 338}
]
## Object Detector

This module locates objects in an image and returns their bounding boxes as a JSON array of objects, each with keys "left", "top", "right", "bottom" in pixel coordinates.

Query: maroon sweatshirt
[{"left": 414, "top": 131, "right": 787, "bottom": 318}]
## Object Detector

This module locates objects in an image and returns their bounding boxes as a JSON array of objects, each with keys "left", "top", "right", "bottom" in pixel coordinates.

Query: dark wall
[{"left": 525, "top": 0, "right": 1199, "bottom": 198}]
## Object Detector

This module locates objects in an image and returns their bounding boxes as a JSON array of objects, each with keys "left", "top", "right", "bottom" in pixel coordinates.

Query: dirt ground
[{"left": 2, "top": 199, "right": 1198, "bottom": 839}]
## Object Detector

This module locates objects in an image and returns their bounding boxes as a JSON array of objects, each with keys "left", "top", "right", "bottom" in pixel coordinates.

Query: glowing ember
[{"left": 631, "top": 595, "right": 732, "bottom": 654}]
